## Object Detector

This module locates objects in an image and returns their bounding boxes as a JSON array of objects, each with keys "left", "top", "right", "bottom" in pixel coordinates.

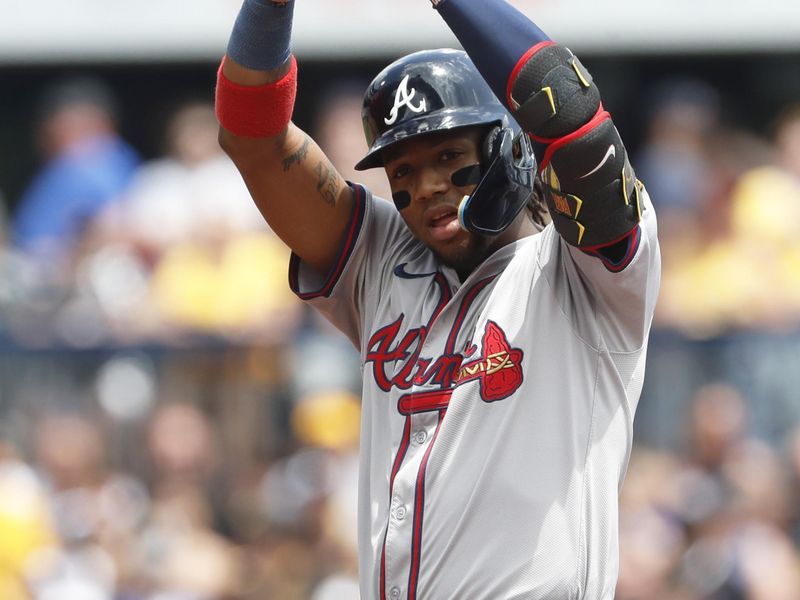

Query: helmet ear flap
[{"left": 458, "top": 124, "right": 536, "bottom": 235}]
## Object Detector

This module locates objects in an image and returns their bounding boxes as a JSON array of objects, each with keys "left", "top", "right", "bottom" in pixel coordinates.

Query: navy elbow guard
[{"left": 509, "top": 43, "right": 641, "bottom": 248}]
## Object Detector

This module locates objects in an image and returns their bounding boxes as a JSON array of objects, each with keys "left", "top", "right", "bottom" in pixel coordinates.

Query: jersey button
[
  {"left": 390, "top": 586, "right": 401, "bottom": 600},
  {"left": 413, "top": 430, "right": 428, "bottom": 444},
  {"left": 395, "top": 505, "right": 407, "bottom": 520}
]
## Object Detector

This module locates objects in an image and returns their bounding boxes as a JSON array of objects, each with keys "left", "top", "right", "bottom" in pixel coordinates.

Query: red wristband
[{"left": 215, "top": 54, "right": 298, "bottom": 138}]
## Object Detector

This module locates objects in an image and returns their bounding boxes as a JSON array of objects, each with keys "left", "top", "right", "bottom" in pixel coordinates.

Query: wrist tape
[
  {"left": 226, "top": 0, "right": 295, "bottom": 72},
  {"left": 215, "top": 55, "right": 297, "bottom": 138}
]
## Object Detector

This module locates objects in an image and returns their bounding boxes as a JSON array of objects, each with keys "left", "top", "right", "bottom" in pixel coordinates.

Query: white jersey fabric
[{"left": 290, "top": 183, "right": 661, "bottom": 600}]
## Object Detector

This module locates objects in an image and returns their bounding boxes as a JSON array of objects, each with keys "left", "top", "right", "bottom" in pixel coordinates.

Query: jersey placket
[
  {"left": 382, "top": 408, "right": 441, "bottom": 600},
  {"left": 380, "top": 272, "right": 452, "bottom": 600},
  {"left": 382, "top": 274, "right": 497, "bottom": 600}
]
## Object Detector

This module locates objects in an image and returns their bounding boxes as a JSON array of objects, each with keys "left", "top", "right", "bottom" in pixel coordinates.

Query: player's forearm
[
  {"left": 433, "top": 0, "right": 550, "bottom": 106},
  {"left": 222, "top": 55, "right": 292, "bottom": 87},
  {"left": 216, "top": 0, "right": 297, "bottom": 139},
  {"left": 432, "top": 0, "right": 603, "bottom": 163},
  {"left": 226, "top": 0, "right": 295, "bottom": 76}
]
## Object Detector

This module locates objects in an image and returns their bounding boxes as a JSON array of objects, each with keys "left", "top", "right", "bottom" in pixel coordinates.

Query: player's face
[{"left": 383, "top": 128, "right": 496, "bottom": 277}]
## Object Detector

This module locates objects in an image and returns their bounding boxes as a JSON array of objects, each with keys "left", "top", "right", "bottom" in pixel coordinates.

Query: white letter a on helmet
[{"left": 385, "top": 75, "right": 427, "bottom": 125}]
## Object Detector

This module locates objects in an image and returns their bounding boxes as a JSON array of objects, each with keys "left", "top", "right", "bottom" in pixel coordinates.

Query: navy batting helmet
[{"left": 355, "top": 49, "right": 536, "bottom": 236}]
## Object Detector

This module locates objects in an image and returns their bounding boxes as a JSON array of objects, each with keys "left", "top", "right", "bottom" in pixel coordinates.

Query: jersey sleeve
[
  {"left": 536, "top": 185, "right": 661, "bottom": 353},
  {"left": 289, "top": 183, "right": 417, "bottom": 350}
]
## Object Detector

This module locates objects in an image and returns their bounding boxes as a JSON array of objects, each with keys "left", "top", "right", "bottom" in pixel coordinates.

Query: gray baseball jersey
[{"left": 290, "top": 183, "right": 660, "bottom": 600}]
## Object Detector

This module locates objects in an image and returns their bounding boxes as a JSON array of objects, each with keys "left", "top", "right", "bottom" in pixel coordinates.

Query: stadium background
[{"left": 1, "top": 1, "right": 800, "bottom": 598}]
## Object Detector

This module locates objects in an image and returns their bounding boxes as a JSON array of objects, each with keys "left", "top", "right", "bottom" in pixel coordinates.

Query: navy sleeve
[{"left": 436, "top": 0, "right": 550, "bottom": 105}]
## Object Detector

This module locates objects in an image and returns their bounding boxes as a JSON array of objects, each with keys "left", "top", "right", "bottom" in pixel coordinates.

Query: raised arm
[
  {"left": 433, "top": 0, "right": 644, "bottom": 270},
  {"left": 216, "top": 0, "right": 353, "bottom": 277}
]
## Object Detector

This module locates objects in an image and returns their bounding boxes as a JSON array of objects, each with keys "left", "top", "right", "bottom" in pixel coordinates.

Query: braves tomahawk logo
[
  {"left": 366, "top": 318, "right": 524, "bottom": 414},
  {"left": 455, "top": 320, "right": 524, "bottom": 402},
  {"left": 385, "top": 75, "right": 427, "bottom": 125}
]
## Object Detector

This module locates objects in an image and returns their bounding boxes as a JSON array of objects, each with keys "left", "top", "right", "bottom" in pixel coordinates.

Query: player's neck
[
  {"left": 490, "top": 212, "right": 539, "bottom": 252},
  {"left": 454, "top": 214, "right": 538, "bottom": 282}
]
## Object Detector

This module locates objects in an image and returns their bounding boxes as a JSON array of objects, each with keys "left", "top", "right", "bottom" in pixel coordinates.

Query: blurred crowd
[
  {"left": 619, "top": 383, "right": 800, "bottom": 600},
  {"left": 0, "top": 70, "right": 799, "bottom": 599},
  {"left": 638, "top": 80, "right": 800, "bottom": 337},
  {"left": 0, "top": 383, "right": 362, "bottom": 600},
  {"left": 0, "top": 74, "right": 371, "bottom": 600}
]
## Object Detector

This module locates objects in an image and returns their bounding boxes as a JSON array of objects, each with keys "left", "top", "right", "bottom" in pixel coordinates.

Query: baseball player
[{"left": 215, "top": 0, "right": 661, "bottom": 598}]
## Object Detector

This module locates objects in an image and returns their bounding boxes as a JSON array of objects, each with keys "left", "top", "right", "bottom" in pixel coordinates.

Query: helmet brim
[{"left": 354, "top": 108, "right": 506, "bottom": 171}]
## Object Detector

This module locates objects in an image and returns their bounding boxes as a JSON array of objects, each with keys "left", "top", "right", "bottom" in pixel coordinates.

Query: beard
[{"left": 430, "top": 232, "right": 495, "bottom": 282}]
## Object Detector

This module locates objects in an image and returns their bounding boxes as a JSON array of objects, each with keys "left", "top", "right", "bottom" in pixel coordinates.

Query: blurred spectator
[
  {"left": 145, "top": 402, "right": 220, "bottom": 494},
  {"left": 134, "top": 485, "right": 243, "bottom": 599},
  {"left": 686, "top": 383, "right": 747, "bottom": 473},
  {"left": 11, "top": 76, "right": 140, "bottom": 261},
  {"left": 148, "top": 231, "right": 299, "bottom": 340},
  {"left": 314, "top": 83, "right": 392, "bottom": 201},
  {"left": 96, "top": 101, "right": 265, "bottom": 254},
  {"left": 86, "top": 100, "right": 301, "bottom": 342},
  {"left": 783, "top": 425, "right": 800, "bottom": 544},
  {"left": 0, "top": 436, "right": 56, "bottom": 600},
  {"left": 655, "top": 125, "right": 787, "bottom": 336},
  {"left": 250, "top": 388, "right": 361, "bottom": 600},
  {"left": 24, "top": 411, "right": 142, "bottom": 600},
  {"left": 619, "top": 382, "right": 800, "bottom": 599},
  {"left": 774, "top": 103, "right": 800, "bottom": 180},
  {"left": 616, "top": 449, "right": 686, "bottom": 600},
  {"left": 636, "top": 79, "right": 721, "bottom": 215},
  {"left": 720, "top": 105, "right": 800, "bottom": 328}
]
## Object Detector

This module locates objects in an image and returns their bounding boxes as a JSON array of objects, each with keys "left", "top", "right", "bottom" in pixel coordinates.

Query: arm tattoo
[
  {"left": 314, "top": 161, "right": 339, "bottom": 206},
  {"left": 282, "top": 136, "right": 310, "bottom": 171}
]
